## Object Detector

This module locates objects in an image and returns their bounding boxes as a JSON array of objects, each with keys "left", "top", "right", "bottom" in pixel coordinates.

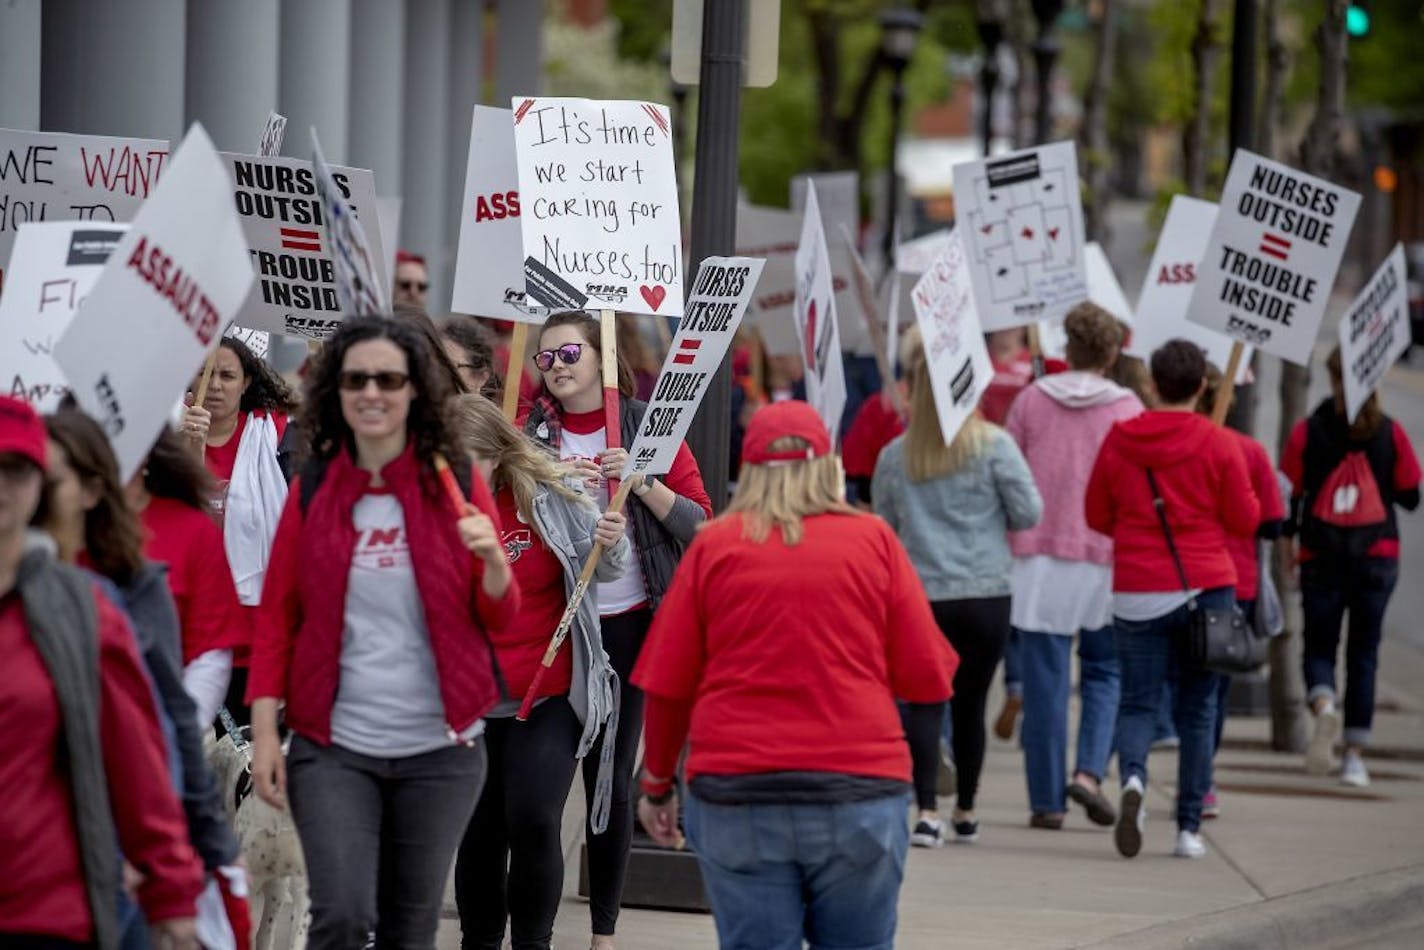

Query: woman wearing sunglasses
[
  {"left": 524, "top": 310, "right": 712, "bottom": 950},
  {"left": 247, "top": 316, "right": 519, "bottom": 948}
]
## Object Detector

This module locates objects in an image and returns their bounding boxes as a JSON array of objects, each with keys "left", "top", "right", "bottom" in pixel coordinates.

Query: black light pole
[
  {"left": 879, "top": 9, "right": 923, "bottom": 269},
  {"left": 1226, "top": 0, "right": 1259, "bottom": 432},
  {"left": 680, "top": 0, "right": 746, "bottom": 512},
  {"left": 1030, "top": 0, "right": 1065, "bottom": 144},
  {"left": 977, "top": 17, "right": 1005, "bottom": 158}
]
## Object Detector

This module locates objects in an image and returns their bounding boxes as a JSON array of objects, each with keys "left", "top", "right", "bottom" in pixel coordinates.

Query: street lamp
[
  {"left": 1030, "top": 0, "right": 1065, "bottom": 144},
  {"left": 880, "top": 7, "right": 923, "bottom": 268}
]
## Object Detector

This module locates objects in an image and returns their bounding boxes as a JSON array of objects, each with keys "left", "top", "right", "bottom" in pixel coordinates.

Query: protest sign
[
  {"left": 312, "top": 130, "right": 386, "bottom": 317},
  {"left": 225, "top": 325, "right": 269, "bottom": 360},
  {"left": 54, "top": 125, "right": 252, "bottom": 482},
  {"left": 1128, "top": 195, "right": 1250, "bottom": 383},
  {"left": 910, "top": 231, "right": 993, "bottom": 445},
  {"left": 736, "top": 202, "right": 803, "bottom": 356},
  {"left": 0, "top": 221, "right": 127, "bottom": 410},
  {"left": 896, "top": 229, "right": 953, "bottom": 275},
  {"left": 792, "top": 171, "right": 870, "bottom": 355},
  {"left": 258, "top": 112, "right": 287, "bottom": 159},
  {"left": 623, "top": 256, "right": 765, "bottom": 478},
  {"left": 220, "top": 148, "right": 384, "bottom": 339},
  {"left": 1186, "top": 151, "right": 1361, "bottom": 365},
  {"left": 1036, "top": 241, "right": 1135, "bottom": 359},
  {"left": 1339, "top": 243, "right": 1410, "bottom": 423},
  {"left": 452, "top": 105, "right": 546, "bottom": 323},
  {"left": 511, "top": 97, "right": 683, "bottom": 317},
  {"left": 951, "top": 141, "right": 1088, "bottom": 331},
  {"left": 0, "top": 128, "right": 168, "bottom": 298},
  {"left": 794, "top": 185, "right": 847, "bottom": 437}
]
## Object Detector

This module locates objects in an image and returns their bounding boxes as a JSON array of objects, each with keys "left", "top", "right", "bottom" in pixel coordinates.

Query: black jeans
[
  {"left": 454, "top": 699, "right": 582, "bottom": 950},
  {"left": 1302, "top": 557, "right": 1399, "bottom": 746},
  {"left": 286, "top": 734, "right": 487, "bottom": 950},
  {"left": 922, "top": 596, "right": 1011, "bottom": 812},
  {"left": 581, "top": 607, "right": 651, "bottom": 936}
]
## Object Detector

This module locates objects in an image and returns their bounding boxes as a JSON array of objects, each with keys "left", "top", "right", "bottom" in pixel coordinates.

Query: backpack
[{"left": 1299, "top": 408, "right": 1396, "bottom": 562}]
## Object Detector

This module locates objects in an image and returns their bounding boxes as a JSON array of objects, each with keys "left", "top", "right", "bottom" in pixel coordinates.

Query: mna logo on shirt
[{"left": 502, "top": 529, "right": 533, "bottom": 564}]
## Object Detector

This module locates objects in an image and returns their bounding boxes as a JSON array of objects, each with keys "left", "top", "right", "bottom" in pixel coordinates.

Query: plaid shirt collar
[{"left": 532, "top": 392, "right": 563, "bottom": 450}]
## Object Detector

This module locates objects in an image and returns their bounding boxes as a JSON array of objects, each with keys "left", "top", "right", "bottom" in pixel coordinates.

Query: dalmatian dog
[{"left": 208, "top": 726, "right": 309, "bottom": 950}]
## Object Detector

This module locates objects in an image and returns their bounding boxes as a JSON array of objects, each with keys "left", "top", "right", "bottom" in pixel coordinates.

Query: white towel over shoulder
[{"left": 224, "top": 412, "right": 288, "bottom": 605}]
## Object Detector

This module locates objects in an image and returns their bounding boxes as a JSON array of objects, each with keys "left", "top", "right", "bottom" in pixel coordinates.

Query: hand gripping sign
[
  {"left": 53, "top": 124, "right": 253, "bottom": 482},
  {"left": 1339, "top": 244, "right": 1410, "bottom": 424},
  {"left": 511, "top": 96, "right": 684, "bottom": 318}
]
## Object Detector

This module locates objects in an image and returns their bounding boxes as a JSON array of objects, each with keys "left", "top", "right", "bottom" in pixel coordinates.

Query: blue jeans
[
  {"left": 1002, "top": 629, "right": 1023, "bottom": 697},
  {"left": 1115, "top": 589, "right": 1229, "bottom": 833},
  {"left": 1020, "top": 627, "right": 1120, "bottom": 813},
  {"left": 684, "top": 791, "right": 910, "bottom": 950},
  {"left": 1302, "top": 558, "right": 1398, "bottom": 746}
]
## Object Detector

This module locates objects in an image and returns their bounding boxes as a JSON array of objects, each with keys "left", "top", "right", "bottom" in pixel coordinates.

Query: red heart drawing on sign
[
  {"left": 640, "top": 285, "right": 667, "bottom": 311},
  {"left": 804, "top": 299, "right": 818, "bottom": 369}
]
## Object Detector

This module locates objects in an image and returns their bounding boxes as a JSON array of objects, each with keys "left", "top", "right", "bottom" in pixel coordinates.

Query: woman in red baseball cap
[{"left": 633, "top": 400, "right": 957, "bottom": 950}]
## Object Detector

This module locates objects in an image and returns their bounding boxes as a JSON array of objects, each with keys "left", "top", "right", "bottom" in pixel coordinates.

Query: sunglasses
[
  {"left": 338, "top": 370, "right": 411, "bottom": 392},
  {"left": 533, "top": 343, "right": 586, "bottom": 372},
  {"left": 397, "top": 279, "right": 429, "bottom": 292}
]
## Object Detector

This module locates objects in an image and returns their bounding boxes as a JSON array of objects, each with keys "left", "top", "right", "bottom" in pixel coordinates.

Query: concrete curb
[{"left": 1078, "top": 864, "right": 1424, "bottom": 950}]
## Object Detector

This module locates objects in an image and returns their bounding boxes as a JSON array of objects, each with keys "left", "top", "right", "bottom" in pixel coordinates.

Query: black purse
[{"left": 1146, "top": 469, "right": 1266, "bottom": 674}]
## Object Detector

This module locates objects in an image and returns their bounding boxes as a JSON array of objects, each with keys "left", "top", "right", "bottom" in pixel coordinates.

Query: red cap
[
  {"left": 741, "top": 400, "right": 831, "bottom": 465},
  {"left": 0, "top": 396, "right": 48, "bottom": 472}
]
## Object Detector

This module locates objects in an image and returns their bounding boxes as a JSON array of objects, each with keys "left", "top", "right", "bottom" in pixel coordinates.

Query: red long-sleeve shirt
[
  {"left": 141, "top": 495, "right": 250, "bottom": 663},
  {"left": 0, "top": 587, "right": 203, "bottom": 940}
]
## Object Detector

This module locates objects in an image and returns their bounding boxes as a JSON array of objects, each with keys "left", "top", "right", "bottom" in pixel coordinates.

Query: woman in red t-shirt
[
  {"left": 180, "top": 336, "right": 295, "bottom": 727},
  {"left": 129, "top": 428, "right": 249, "bottom": 730},
  {"left": 449, "top": 394, "right": 630, "bottom": 950}
]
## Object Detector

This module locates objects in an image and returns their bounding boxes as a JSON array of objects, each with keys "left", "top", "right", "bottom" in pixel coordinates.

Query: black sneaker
[
  {"left": 1115, "top": 777, "right": 1145, "bottom": 858},
  {"left": 952, "top": 818, "right": 979, "bottom": 843},
  {"left": 911, "top": 817, "right": 945, "bottom": 848}
]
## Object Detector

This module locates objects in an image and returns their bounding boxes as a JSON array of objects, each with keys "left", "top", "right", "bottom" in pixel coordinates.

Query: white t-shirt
[
  {"left": 1010, "top": 555, "right": 1113, "bottom": 634},
  {"left": 330, "top": 492, "right": 482, "bottom": 757},
  {"left": 560, "top": 425, "right": 649, "bottom": 616},
  {"left": 1113, "top": 590, "right": 1198, "bottom": 623}
]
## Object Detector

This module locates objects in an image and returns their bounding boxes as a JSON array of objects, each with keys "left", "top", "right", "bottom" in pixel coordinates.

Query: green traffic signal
[{"left": 1346, "top": 4, "right": 1371, "bottom": 37}]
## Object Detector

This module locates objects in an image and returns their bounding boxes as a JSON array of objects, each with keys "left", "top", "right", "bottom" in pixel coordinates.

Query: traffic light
[{"left": 1346, "top": 3, "right": 1371, "bottom": 37}]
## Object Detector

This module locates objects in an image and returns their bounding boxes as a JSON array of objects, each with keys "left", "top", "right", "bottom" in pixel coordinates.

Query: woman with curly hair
[
  {"left": 180, "top": 336, "right": 297, "bottom": 726},
  {"left": 247, "top": 316, "right": 519, "bottom": 948}
]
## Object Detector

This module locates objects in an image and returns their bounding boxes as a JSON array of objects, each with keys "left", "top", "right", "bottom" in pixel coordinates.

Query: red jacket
[
  {"left": 1085, "top": 412, "right": 1259, "bottom": 593},
  {"left": 247, "top": 446, "right": 520, "bottom": 744},
  {"left": 633, "top": 512, "right": 957, "bottom": 784},
  {"left": 0, "top": 588, "right": 202, "bottom": 940},
  {"left": 1227, "top": 430, "right": 1286, "bottom": 600}
]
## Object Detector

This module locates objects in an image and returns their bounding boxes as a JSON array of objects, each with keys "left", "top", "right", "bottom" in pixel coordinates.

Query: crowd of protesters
[{"left": 1, "top": 254, "right": 1418, "bottom": 949}]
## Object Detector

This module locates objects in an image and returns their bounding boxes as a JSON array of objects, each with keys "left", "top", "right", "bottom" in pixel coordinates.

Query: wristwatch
[{"left": 634, "top": 475, "right": 658, "bottom": 497}]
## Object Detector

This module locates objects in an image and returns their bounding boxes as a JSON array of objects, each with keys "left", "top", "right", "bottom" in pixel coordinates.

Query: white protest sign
[
  {"left": 54, "top": 125, "right": 252, "bottom": 482},
  {"left": 0, "top": 221, "right": 127, "bottom": 409},
  {"left": 1128, "top": 195, "right": 1250, "bottom": 383},
  {"left": 951, "top": 141, "right": 1087, "bottom": 331},
  {"left": 794, "top": 185, "right": 847, "bottom": 437},
  {"left": 910, "top": 231, "right": 994, "bottom": 445},
  {"left": 1186, "top": 151, "right": 1361, "bottom": 365},
  {"left": 792, "top": 171, "right": 870, "bottom": 355},
  {"left": 452, "top": 105, "right": 546, "bottom": 323},
  {"left": 896, "top": 228, "right": 953, "bottom": 275},
  {"left": 258, "top": 112, "right": 287, "bottom": 158},
  {"left": 736, "top": 202, "right": 801, "bottom": 356},
  {"left": 313, "top": 129, "right": 386, "bottom": 318},
  {"left": 224, "top": 325, "right": 269, "bottom": 360},
  {"left": 1037, "top": 241, "right": 1136, "bottom": 359},
  {"left": 511, "top": 96, "right": 683, "bottom": 316},
  {"left": 220, "top": 149, "right": 384, "bottom": 339},
  {"left": 1339, "top": 244, "right": 1410, "bottom": 423},
  {"left": 623, "top": 256, "right": 765, "bottom": 478},
  {"left": 0, "top": 128, "right": 169, "bottom": 298}
]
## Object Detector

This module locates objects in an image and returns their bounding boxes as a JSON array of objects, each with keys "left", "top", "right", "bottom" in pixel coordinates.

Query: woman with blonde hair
[
  {"left": 449, "top": 394, "right": 631, "bottom": 950},
  {"left": 634, "top": 400, "right": 956, "bottom": 949},
  {"left": 872, "top": 325, "right": 1042, "bottom": 845}
]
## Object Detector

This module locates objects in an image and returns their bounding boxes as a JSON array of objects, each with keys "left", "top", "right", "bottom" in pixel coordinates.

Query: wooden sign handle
[
  {"left": 1211, "top": 341, "right": 1245, "bottom": 426},
  {"left": 600, "top": 309, "right": 621, "bottom": 497},
  {"left": 1026, "top": 324, "right": 1046, "bottom": 380},
  {"left": 503, "top": 322, "right": 529, "bottom": 422}
]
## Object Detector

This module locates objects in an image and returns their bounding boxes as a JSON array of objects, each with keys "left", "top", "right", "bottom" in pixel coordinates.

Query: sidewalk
[{"left": 438, "top": 637, "right": 1424, "bottom": 949}]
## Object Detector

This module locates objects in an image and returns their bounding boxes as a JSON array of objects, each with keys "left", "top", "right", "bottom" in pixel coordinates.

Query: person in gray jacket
[
  {"left": 873, "top": 327, "right": 1042, "bottom": 847},
  {"left": 451, "top": 395, "right": 632, "bottom": 950}
]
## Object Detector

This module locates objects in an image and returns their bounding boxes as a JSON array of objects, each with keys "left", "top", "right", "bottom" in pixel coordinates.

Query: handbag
[{"left": 1146, "top": 469, "right": 1266, "bottom": 674}]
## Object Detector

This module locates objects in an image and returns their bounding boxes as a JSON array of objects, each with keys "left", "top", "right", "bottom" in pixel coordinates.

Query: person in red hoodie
[
  {"left": 1085, "top": 340, "right": 1259, "bottom": 861},
  {"left": 0, "top": 396, "right": 203, "bottom": 949},
  {"left": 634, "top": 400, "right": 957, "bottom": 950},
  {"left": 247, "top": 316, "right": 518, "bottom": 948}
]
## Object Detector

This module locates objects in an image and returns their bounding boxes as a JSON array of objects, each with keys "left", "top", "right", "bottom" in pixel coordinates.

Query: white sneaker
[
  {"left": 1306, "top": 705, "right": 1341, "bottom": 775},
  {"left": 1115, "top": 776, "right": 1146, "bottom": 858},
  {"left": 1174, "top": 829, "right": 1207, "bottom": 858},
  {"left": 1340, "top": 752, "right": 1370, "bottom": 788}
]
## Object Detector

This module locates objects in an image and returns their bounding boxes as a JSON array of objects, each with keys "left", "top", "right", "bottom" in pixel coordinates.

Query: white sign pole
[
  {"left": 1339, "top": 243, "right": 1410, "bottom": 423},
  {"left": 909, "top": 231, "right": 994, "bottom": 446},
  {"left": 794, "top": 185, "right": 847, "bottom": 440}
]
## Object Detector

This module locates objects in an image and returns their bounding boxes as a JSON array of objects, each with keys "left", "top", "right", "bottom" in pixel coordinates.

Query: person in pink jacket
[{"left": 1005, "top": 304, "right": 1143, "bottom": 830}]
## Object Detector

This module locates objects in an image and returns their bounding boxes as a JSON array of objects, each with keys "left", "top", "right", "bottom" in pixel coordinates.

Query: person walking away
[
  {"left": 247, "top": 317, "right": 519, "bottom": 948},
  {"left": 635, "top": 400, "right": 958, "bottom": 950},
  {"left": 1282, "top": 346, "right": 1420, "bottom": 787},
  {"left": 1085, "top": 340, "right": 1259, "bottom": 859},
  {"left": 1005, "top": 303, "right": 1143, "bottom": 830},
  {"left": 450, "top": 394, "right": 630, "bottom": 950},
  {"left": 1195, "top": 365, "right": 1285, "bottom": 816},
  {"left": 523, "top": 310, "right": 712, "bottom": 950},
  {"left": 872, "top": 326, "right": 1042, "bottom": 845}
]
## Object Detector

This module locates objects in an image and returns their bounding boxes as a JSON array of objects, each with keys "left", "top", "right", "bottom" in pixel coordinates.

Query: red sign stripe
[
  {"left": 1261, "top": 232, "right": 1291, "bottom": 248},
  {"left": 678, "top": 338, "right": 702, "bottom": 351},
  {"left": 672, "top": 353, "right": 696, "bottom": 365},
  {"left": 1260, "top": 245, "right": 1288, "bottom": 261},
  {"left": 642, "top": 103, "right": 670, "bottom": 137},
  {"left": 279, "top": 227, "right": 319, "bottom": 240},
  {"left": 514, "top": 98, "right": 535, "bottom": 124},
  {"left": 282, "top": 240, "right": 322, "bottom": 252}
]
